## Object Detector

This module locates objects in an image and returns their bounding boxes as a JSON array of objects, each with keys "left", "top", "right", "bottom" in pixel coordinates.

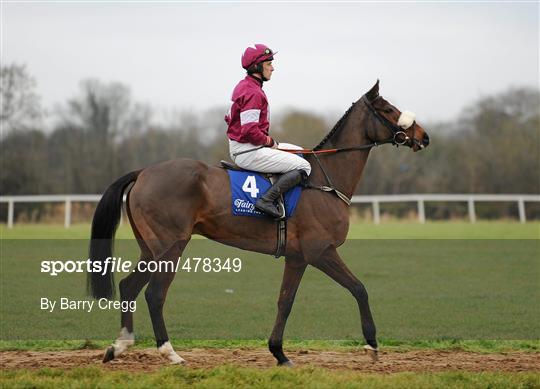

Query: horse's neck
[{"left": 309, "top": 104, "right": 372, "bottom": 198}]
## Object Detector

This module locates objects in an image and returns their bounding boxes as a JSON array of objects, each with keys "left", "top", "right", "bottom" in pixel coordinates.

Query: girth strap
[{"left": 275, "top": 218, "right": 287, "bottom": 258}]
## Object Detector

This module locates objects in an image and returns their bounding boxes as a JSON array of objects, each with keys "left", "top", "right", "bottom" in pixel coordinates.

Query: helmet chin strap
[
  {"left": 248, "top": 62, "right": 268, "bottom": 82},
  {"left": 248, "top": 71, "right": 268, "bottom": 82}
]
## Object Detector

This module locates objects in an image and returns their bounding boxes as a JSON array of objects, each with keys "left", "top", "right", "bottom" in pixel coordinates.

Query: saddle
[
  {"left": 220, "top": 160, "right": 275, "bottom": 178},
  {"left": 219, "top": 160, "right": 289, "bottom": 259},
  {"left": 220, "top": 160, "right": 242, "bottom": 171}
]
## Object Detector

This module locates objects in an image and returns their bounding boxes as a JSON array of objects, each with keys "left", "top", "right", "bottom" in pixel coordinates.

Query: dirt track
[{"left": 1, "top": 349, "right": 539, "bottom": 373}]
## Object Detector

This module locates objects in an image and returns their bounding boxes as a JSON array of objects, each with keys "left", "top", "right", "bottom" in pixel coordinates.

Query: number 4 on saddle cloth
[{"left": 221, "top": 161, "right": 303, "bottom": 219}]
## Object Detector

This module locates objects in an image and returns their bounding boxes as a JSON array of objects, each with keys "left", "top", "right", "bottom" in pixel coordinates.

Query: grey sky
[{"left": 2, "top": 2, "right": 538, "bottom": 124}]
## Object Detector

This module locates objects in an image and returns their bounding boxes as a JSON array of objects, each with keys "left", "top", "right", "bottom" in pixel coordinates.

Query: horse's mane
[{"left": 313, "top": 101, "right": 357, "bottom": 150}]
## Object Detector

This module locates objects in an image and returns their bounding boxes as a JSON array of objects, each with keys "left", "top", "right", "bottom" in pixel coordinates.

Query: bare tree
[
  {"left": 0, "top": 63, "right": 42, "bottom": 132},
  {"left": 56, "top": 79, "right": 139, "bottom": 191},
  {"left": 63, "top": 79, "right": 134, "bottom": 140}
]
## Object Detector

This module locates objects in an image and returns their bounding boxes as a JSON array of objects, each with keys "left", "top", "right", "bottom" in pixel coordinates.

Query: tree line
[{"left": 1, "top": 64, "right": 538, "bottom": 221}]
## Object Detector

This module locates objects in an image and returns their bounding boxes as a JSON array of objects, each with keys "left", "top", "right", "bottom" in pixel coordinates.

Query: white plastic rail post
[
  {"left": 417, "top": 199, "right": 426, "bottom": 224},
  {"left": 468, "top": 197, "right": 476, "bottom": 223},
  {"left": 64, "top": 199, "right": 72, "bottom": 228},
  {"left": 372, "top": 201, "right": 380, "bottom": 225},
  {"left": 518, "top": 198, "right": 526, "bottom": 224},
  {"left": 7, "top": 199, "right": 14, "bottom": 229}
]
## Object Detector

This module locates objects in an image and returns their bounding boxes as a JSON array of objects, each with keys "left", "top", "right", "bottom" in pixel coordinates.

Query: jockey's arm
[{"left": 238, "top": 94, "right": 269, "bottom": 146}]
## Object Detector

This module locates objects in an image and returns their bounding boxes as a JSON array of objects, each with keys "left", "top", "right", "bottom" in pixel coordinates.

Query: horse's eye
[{"left": 383, "top": 107, "right": 393, "bottom": 113}]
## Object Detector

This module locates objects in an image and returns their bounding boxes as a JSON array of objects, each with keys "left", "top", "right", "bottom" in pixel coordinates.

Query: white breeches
[{"left": 229, "top": 140, "right": 312, "bottom": 176}]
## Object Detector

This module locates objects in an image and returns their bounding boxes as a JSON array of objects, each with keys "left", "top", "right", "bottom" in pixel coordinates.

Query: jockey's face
[{"left": 262, "top": 61, "right": 274, "bottom": 80}]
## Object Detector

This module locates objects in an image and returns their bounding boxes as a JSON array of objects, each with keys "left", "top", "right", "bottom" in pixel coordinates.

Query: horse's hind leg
[
  {"left": 103, "top": 194, "right": 152, "bottom": 363},
  {"left": 145, "top": 239, "right": 189, "bottom": 364},
  {"left": 312, "top": 247, "right": 378, "bottom": 361},
  {"left": 269, "top": 258, "right": 307, "bottom": 366},
  {"left": 102, "top": 255, "right": 151, "bottom": 363}
]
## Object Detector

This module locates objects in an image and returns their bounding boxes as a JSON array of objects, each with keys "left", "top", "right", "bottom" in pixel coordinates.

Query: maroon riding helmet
[{"left": 241, "top": 44, "right": 276, "bottom": 80}]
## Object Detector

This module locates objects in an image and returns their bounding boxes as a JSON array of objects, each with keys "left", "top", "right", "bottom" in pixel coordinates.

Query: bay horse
[{"left": 88, "top": 80, "right": 430, "bottom": 366}]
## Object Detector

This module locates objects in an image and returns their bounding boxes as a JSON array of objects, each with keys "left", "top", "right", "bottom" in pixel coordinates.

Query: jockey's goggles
[{"left": 249, "top": 48, "right": 276, "bottom": 68}]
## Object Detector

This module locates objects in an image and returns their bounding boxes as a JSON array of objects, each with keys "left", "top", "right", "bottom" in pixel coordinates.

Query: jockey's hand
[{"left": 266, "top": 136, "right": 279, "bottom": 149}]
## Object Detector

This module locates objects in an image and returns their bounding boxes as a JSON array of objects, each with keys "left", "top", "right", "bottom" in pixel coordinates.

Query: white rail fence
[
  {"left": 350, "top": 194, "right": 539, "bottom": 225},
  {"left": 1, "top": 194, "right": 539, "bottom": 228}
]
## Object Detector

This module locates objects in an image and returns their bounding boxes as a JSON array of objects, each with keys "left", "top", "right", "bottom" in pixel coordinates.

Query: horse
[{"left": 88, "top": 80, "right": 430, "bottom": 366}]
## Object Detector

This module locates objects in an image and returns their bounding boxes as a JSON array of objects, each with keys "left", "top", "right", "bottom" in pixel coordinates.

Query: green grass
[
  {"left": 1, "top": 223, "right": 539, "bottom": 351},
  {"left": 347, "top": 221, "right": 540, "bottom": 239},
  {"left": 1, "top": 221, "right": 539, "bottom": 239},
  {"left": 1, "top": 339, "right": 539, "bottom": 353},
  {"left": 1, "top": 367, "right": 539, "bottom": 389}
]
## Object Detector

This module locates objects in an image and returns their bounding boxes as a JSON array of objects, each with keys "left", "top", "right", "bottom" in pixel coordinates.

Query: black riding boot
[{"left": 255, "top": 170, "right": 306, "bottom": 219}]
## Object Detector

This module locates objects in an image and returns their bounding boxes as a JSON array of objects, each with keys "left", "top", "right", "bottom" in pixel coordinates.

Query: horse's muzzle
[{"left": 412, "top": 133, "right": 430, "bottom": 152}]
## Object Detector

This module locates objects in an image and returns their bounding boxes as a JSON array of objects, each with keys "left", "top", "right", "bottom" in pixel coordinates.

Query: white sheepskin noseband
[{"left": 397, "top": 111, "right": 416, "bottom": 129}]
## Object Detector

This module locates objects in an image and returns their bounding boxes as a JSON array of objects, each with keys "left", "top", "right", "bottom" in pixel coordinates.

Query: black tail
[{"left": 88, "top": 170, "right": 141, "bottom": 299}]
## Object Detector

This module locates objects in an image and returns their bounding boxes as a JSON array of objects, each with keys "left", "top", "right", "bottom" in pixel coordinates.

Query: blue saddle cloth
[{"left": 227, "top": 170, "right": 302, "bottom": 218}]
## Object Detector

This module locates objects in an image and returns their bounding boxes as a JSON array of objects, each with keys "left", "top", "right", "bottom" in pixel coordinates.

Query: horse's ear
[{"left": 366, "top": 79, "right": 380, "bottom": 101}]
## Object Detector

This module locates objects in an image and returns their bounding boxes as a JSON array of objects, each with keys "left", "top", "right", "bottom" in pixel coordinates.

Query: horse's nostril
[{"left": 423, "top": 133, "right": 430, "bottom": 146}]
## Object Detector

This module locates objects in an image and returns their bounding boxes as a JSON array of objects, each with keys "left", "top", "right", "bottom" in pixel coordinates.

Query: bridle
[
  {"left": 275, "top": 95, "right": 422, "bottom": 155},
  {"left": 231, "top": 94, "right": 424, "bottom": 205},
  {"left": 292, "top": 95, "right": 423, "bottom": 205},
  {"left": 362, "top": 95, "right": 423, "bottom": 150}
]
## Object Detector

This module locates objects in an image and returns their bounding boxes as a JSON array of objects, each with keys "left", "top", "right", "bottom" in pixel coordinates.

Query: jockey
[{"left": 225, "top": 44, "right": 311, "bottom": 218}]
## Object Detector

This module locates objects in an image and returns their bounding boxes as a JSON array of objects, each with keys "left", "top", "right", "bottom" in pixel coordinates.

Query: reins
[
  {"left": 277, "top": 142, "right": 389, "bottom": 155},
  {"left": 231, "top": 139, "right": 389, "bottom": 157},
  {"left": 232, "top": 95, "right": 419, "bottom": 206},
  {"left": 280, "top": 95, "right": 418, "bottom": 155},
  {"left": 285, "top": 95, "right": 418, "bottom": 205}
]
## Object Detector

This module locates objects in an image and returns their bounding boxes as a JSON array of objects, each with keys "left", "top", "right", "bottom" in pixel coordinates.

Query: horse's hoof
[
  {"left": 102, "top": 346, "right": 115, "bottom": 363},
  {"left": 158, "top": 341, "right": 186, "bottom": 365},
  {"left": 278, "top": 360, "right": 294, "bottom": 367},
  {"left": 168, "top": 355, "right": 186, "bottom": 365},
  {"left": 363, "top": 345, "right": 379, "bottom": 362}
]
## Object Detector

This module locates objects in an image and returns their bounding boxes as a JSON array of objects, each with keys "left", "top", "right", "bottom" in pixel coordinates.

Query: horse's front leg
[
  {"left": 268, "top": 258, "right": 307, "bottom": 366},
  {"left": 312, "top": 247, "right": 378, "bottom": 361}
]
